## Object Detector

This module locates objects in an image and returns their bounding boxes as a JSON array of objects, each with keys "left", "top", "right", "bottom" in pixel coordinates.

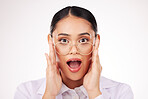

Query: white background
[{"left": 0, "top": 0, "right": 148, "bottom": 99}]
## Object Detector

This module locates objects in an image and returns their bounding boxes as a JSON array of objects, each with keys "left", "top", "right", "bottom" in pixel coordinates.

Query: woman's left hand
[{"left": 83, "top": 34, "right": 102, "bottom": 99}]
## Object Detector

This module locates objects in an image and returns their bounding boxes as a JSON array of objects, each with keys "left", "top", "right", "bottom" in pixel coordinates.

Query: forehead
[{"left": 53, "top": 16, "right": 95, "bottom": 37}]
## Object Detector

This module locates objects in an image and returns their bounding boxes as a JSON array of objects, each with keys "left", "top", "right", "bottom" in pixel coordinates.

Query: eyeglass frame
[{"left": 51, "top": 35, "right": 96, "bottom": 56}]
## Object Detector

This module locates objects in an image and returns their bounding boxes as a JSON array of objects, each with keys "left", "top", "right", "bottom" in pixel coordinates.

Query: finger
[
  {"left": 48, "top": 34, "right": 56, "bottom": 65},
  {"left": 92, "top": 34, "right": 100, "bottom": 62},
  {"left": 91, "top": 35, "right": 101, "bottom": 71},
  {"left": 56, "top": 62, "right": 60, "bottom": 74},
  {"left": 96, "top": 54, "right": 102, "bottom": 71},
  {"left": 87, "top": 62, "right": 92, "bottom": 73},
  {"left": 45, "top": 53, "right": 58, "bottom": 74},
  {"left": 100, "top": 65, "right": 102, "bottom": 72},
  {"left": 45, "top": 53, "right": 51, "bottom": 69}
]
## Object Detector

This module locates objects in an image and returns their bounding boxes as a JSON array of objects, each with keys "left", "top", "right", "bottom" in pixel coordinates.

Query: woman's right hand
[{"left": 42, "top": 35, "right": 62, "bottom": 99}]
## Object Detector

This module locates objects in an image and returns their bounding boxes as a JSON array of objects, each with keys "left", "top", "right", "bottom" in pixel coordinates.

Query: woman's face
[{"left": 52, "top": 15, "right": 95, "bottom": 81}]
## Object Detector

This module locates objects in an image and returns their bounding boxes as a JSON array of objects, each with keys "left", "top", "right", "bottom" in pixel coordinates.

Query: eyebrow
[
  {"left": 58, "top": 33, "right": 70, "bottom": 36},
  {"left": 58, "top": 32, "right": 90, "bottom": 36},
  {"left": 78, "top": 32, "right": 90, "bottom": 36}
]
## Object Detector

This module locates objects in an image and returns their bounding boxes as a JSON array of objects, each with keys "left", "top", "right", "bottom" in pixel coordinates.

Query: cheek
[
  {"left": 56, "top": 54, "right": 66, "bottom": 67},
  {"left": 82, "top": 54, "right": 92, "bottom": 68},
  {"left": 84, "top": 54, "right": 92, "bottom": 62}
]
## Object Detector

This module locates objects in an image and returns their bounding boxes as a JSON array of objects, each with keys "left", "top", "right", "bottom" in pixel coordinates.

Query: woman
[{"left": 14, "top": 6, "right": 134, "bottom": 99}]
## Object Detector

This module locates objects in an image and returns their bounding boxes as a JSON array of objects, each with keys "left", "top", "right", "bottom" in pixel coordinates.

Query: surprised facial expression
[{"left": 52, "top": 15, "right": 95, "bottom": 81}]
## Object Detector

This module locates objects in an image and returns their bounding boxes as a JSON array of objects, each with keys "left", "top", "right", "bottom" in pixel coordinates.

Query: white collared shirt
[{"left": 14, "top": 76, "right": 134, "bottom": 99}]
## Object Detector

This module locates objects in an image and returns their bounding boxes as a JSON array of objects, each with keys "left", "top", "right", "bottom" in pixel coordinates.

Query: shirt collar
[
  {"left": 57, "top": 83, "right": 70, "bottom": 95},
  {"left": 54, "top": 82, "right": 88, "bottom": 97},
  {"left": 36, "top": 79, "right": 88, "bottom": 97},
  {"left": 37, "top": 76, "right": 118, "bottom": 96}
]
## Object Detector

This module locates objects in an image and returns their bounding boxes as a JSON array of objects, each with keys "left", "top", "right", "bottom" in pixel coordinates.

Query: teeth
[
  {"left": 67, "top": 60, "right": 81, "bottom": 65},
  {"left": 68, "top": 61, "right": 81, "bottom": 68},
  {"left": 71, "top": 60, "right": 78, "bottom": 62}
]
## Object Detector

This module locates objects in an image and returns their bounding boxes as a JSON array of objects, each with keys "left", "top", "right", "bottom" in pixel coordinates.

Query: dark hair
[{"left": 50, "top": 6, "right": 97, "bottom": 37}]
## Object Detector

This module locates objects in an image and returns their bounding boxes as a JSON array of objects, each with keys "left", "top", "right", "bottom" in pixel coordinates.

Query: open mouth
[{"left": 66, "top": 58, "right": 82, "bottom": 72}]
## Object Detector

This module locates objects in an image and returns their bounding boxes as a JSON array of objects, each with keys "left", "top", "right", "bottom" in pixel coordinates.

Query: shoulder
[
  {"left": 16, "top": 78, "right": 45, "bottom": 92},
  {"left": 14, "top": 78, "right": 46, "bottom": 99},
  {"left": 100, "top": 76, "right": 131, "bottom": 88},
  {"left": 100, "top": 76, "right": 134, "bottom": 99}
]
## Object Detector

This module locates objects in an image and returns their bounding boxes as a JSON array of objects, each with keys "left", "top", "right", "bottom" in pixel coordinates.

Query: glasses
[{"left": 54, "top": 38, "right": 95, "bottom": 55}]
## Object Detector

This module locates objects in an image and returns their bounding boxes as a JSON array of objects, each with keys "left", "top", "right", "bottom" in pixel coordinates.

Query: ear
[
  {"left": 96, "top": 34, "right": 100, "bottom": 48},
  {"left": 47, "top": 34, "right": 51, "bottom": 44},
  {"left": 97, "top": 34, "right": 100, "bottom": 40}
]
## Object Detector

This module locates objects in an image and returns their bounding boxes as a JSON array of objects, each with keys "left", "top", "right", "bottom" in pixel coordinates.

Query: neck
[{"left": 61, "top": 72, "right": 83, "bottom": 89}]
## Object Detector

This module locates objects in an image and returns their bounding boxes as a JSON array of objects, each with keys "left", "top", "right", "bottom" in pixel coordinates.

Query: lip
[{"left": 66, "top": 58, "right": 82, "bottom": 73}]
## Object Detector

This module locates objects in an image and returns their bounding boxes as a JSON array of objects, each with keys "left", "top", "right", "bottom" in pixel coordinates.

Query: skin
[{"left": 42, "top": 15, "right": 102, "bottom": 99}]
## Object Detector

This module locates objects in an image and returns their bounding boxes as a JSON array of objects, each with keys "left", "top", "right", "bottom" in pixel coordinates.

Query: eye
[
  {"left": 59, "top": 38, "right": 69, "bottom": 44},
  {"left": 79, "top": 38, "right": 89, "bottom": 43}
]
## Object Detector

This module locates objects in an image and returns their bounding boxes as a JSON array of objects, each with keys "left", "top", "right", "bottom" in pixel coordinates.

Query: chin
[
  {"left": 68, "top": 73, "right": 85, "bottom": 81},
  {"left": 60, "top": 67, "right": 87, "bottom": 82}
]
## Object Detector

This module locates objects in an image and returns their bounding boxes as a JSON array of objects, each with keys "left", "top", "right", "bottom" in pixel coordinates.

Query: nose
[{"left": 69, "top": 44, "right": 79, "bottom": 55}]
